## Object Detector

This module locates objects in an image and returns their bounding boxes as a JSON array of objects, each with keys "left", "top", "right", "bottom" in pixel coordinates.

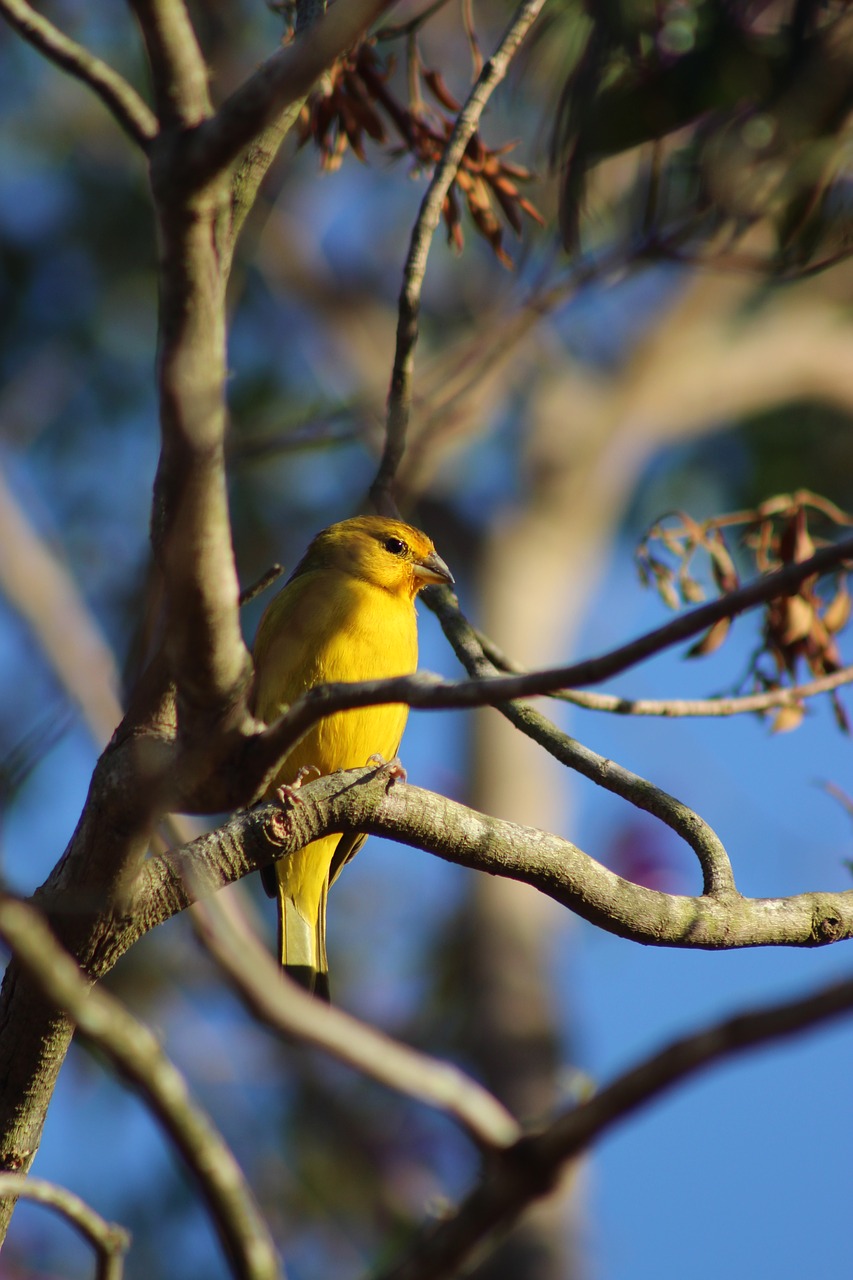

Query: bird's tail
[
  {"left": 261, "top": 835, "right": 337, "bottom": 1000},
  {"left": 277, "top": 879, "right": 330, "bottom": 1001}
]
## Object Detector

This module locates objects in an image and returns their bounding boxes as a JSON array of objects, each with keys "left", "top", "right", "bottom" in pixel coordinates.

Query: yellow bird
[{"left": 252, "top": 516, "right": 453, "bottom": 999}]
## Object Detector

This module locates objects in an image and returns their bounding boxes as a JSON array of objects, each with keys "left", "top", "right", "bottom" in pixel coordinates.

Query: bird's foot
[
  {"left": 367, "top": 753, "right": 407, "bottom": 789},
  {"left": 275, "top": 765, "right": 321, "bottom": 808}
]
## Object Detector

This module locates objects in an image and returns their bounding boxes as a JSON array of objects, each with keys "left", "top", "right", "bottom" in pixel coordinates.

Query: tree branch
[
  {"left": 0, "top": 0, "right": 158, "bottom": 147},
  {"left": 193, "top": 891, "right": 520, "bottom": 1149},
  {"left": 430, "top": 589, "right": 737, "bottom": 896},
  {"left": 130, "top": 0, "right": 212, "bottom": 128},
  {"left": 564, "top": 670, "right": 853, "bottom": 716},
  {"left": 376, "top": 971, "right": 853, "bottom": 1280},
  {"left": 492, "top": 660, "right": 853, "bottom": 720},
  {"left": 0, "top": 898, "right": 282, "bottom": 1280},
  {"left": 181, "top": 0, "right": 396, "bottom": 187},
  {"left": 371, "top": 0, "right": 548, "bottom": 510},
  {"left": 126, "top": 773, "right": 853, "bottom": 952},
  {"left": 0, "top": 1175, "right": 130, "bottom": 1280}
]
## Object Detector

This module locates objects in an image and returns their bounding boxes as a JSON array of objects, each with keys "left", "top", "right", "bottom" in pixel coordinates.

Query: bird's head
[{"left": 295, "top": 516, "right": 454, "bottom": 599}]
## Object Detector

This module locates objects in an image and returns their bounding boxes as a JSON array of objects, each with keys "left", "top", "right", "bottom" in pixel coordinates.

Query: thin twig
[
  {"left": 193, "top": 891, "right": 521, "bottom": 1149},
  {"left": 375, "top": 972, "right": 853, "bottom": 1280},
  {"left": 553, "top": 666, "right": 853, "bottom": 718},
  {"left": 0, "top": 898, "right": 282, "bottom": 1280},
  {"left": 0, "top": 0, "right": 158, "bottom": 147},
  {"left": 0, "top": 1175, "right": 130, "bottom": 1280},
  {"left": 474, "top": 632, "right": 853, "bottom": 719},
  {"left": 371, "top": 0, "right": 547, "bottom": 510},
  {"left": 239, "top": 565, "right": 286, "bottom": 607}
]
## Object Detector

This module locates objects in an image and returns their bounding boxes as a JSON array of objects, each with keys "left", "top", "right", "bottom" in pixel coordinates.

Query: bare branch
[
  {"left": 0, "top": 0, "right": 158, "bottom": 147},
  {"left": 430, "top": 590, "right": 737, "bottom": 896},
  {"left": 0, "top": 898, "right": 282, "bottom": 1280},
  {"left": 127, "top": 773, "right": 853, "bottom": 952},
  {"left": 376, "top": 972, "right": 853, "bottom": 1280},
  {"left": 130, "top": 0, "right": 212, "bottom": 128},
  {"left": 194, "top": 892, "right": 521, "bottom": 1149},
  {"left": 552, "top": 665, "right": 853, "bottom": 719},
  {"left": 371, "top": 0, "right": 548, "bottom": 510},
  {"left": 0, "top": 1175, "right": 130, "bottom": 1280}
]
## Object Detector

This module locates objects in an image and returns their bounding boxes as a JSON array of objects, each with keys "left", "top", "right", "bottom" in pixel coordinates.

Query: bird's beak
[{"left": 413, "top": 549, "right": 454, "bottom": 586}]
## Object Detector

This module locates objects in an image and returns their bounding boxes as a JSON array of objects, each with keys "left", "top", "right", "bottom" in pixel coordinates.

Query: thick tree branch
[
  {"left": 126, "top": 772, "right": 853, "bottom": 952},
  {"left": 371, "top": 0, "right": 547, "bottom": 510},
  {"left": 0, "top": 1175, "right": 130, "bottom": 1280},
  {"left": 0, "top": 0, "right": 158, "bottom": 147},
  {"left": 193, "top": 893, "right": 520, "bottom": 1149},
  {"left": 0, "top": 898, "right": 282, "bottom": 1280},
  {"left": 376, "top": 971, "right": 853, "bottom": 1280}
]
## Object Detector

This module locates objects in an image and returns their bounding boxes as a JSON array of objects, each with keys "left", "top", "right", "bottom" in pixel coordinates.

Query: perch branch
[
  {"left": 126, "top": 773, "right": 853, "bottom": 953},
  {"left": 430, "top": 590, "right": 736, "bottom": 894}
]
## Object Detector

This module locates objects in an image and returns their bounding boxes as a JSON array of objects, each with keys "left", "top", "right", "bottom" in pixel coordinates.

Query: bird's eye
[{"left": 384, "top": 536, "right": 407, "bottom": 556}]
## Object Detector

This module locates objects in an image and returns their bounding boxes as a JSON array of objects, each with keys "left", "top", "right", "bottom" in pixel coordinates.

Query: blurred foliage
[{"left": 546, "top": 0, "right": 853, "bottom": 268}]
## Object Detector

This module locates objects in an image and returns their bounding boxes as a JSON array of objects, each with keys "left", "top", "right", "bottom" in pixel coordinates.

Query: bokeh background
[{"left": 2, "top": 3, "right": 853, "bottom": 1278}]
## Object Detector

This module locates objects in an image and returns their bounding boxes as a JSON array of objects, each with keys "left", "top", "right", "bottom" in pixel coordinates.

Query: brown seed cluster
[
  {"left": 637, "top": 493, "right": 853, "bottom": 732},
  {"left": 298, "top": 43, "right": 544, "bottom": 266}
]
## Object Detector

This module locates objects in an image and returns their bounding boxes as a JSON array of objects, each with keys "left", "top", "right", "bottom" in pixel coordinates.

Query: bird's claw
[
  {"left": 275, "top": 764, "right": 321, "bottom": 808},
  {"left": 367, "top": 753, "right": 407, "bottom": 789}
]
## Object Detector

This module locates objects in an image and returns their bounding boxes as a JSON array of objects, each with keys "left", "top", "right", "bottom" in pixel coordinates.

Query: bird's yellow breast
[{"left": 253, "top": 568, "right": 418, "bottom": 786}]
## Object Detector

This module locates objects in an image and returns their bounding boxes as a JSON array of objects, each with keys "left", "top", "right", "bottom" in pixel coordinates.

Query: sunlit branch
[
  {"left": 128, "top": 772, "right": 853, "bottom": 951},
  {"left": 0, "top": 1175, "right": 130, "bottom": 1280},
  {"left": 193, "top": 892, "right": 521, "bottom": 1148},
  {"left": 0, "top": 898, "right": 282, "bottom": 1280},
  {"left": 371, "top": 0, "right": 548, "bottom": 510},
  {"left": 429, "top": 590, "right": 736, "bottom": 897},
  {"left": 0, "top": 0, "right": 158, "bottom": 147},
  {"left": 470, "top": 626, "right": 853, "bottom": 719},
  {"left": 376, "top": 971, "right": 853, "bottom": 1280},
  {"left": 551, "top": 665, "right": 853, "bottom": 718}
]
